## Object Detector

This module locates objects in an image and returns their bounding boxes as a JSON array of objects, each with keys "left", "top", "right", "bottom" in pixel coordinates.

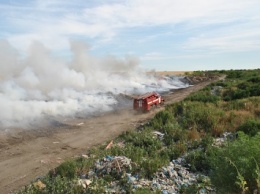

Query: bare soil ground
[{"left": 0, "top": 76, "right": 224, "bottom": 193}]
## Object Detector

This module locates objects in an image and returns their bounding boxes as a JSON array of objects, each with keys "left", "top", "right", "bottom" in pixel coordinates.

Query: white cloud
[
  {"left": 141, "top": 52, "right": 165, "bottom": 60},
  {"left": 1, "top": 0, "right": 260, "bottom": 55},
  {"left": 183, "top": 17, "right": 260, "bottom": 53}
]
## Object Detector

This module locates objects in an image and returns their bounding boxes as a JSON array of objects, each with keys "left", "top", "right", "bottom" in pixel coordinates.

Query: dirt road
[{"left": 0, "top": 77, "right": 223, "bottom": 193}]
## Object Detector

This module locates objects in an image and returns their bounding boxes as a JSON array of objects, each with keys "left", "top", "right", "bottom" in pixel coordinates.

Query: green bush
[
  {"left": 185, "top": 90, "right": 220, "bottom": 103},
  {"left": 226, "top": 70, "right": 243, "bottom": 78},
  {"left": 223, "top": 88, "right": 250, "bottom": 101},
  {"left": 19, "top": 176, "right": 84, "bottom": 194},
  {"left": 106, "top": 143, "right": 147, "bottom": 164},
  {"left": 140, "top": 155, "right": 169, "bottom": 179},
  {"left": 237, "top": 81, "right": 251, "bottom": 90},
  {"left": 49, "top": 160, "right": 79, "bottom": 179},
  {"left": 248, "top": 76, "right": 260, "bottom": 83},
  {"left": 185, "top": 149, "right": 211, "bottom": 173},
  {"left": 161, "top": 142, "right": 187, "bottom": 161},
  {"left": 120, "top": 131, "right": 163, "bottom": 156},
  {"left": 173, "top": 101, "right": 225, "bottom": 135},
  {"left": 209, "top": 132, "right": 260, "bottom": 193},
  {"left": 223, "top": 99, "right": 247, "bottom": 110},
  {"left": 222, "top": 72, "right": 260, "bottom": 101},
  {"left": 86, "top": 177, "right": 108, "bottom": 193},
  {"left": 151, "top": 110, "right": 174, "bottom": 129},
  {"left": 212, "top": 81, "right": 228, "bottom": 87},
  {"left": 249, "top": 84, "right": 260, "bottom": 96},
  {"left": 106, "top": 130, "right": 169, "bottom": 179},
  {"left": 160, "top": 122, "right": 186, "bottom": 146},
  {"left": 237, "top": 119, "right": 260, "bottom": 136}
]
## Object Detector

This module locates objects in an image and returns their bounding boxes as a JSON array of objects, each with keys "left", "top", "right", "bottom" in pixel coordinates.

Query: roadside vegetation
[{"left": 18, "top": 69, "right": 260, "bottom": 194}]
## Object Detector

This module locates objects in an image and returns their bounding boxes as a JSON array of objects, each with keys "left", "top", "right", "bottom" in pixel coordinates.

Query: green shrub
[
  {"left": 86, "top": 177, "right": 108, "bottom": 193},
  {"left": 188, "top": 135, "right": 214, "bottom": 153},
  {"left": 237, "top": 119, "right": 260, "bottom": 136},
  {"left": 160, "top": 122, "right": 186, "bottom": 146},
  {"left": 185, "top": 91, "right": 220, "bottom": 103},
  {"left": 223, "top": 99, "right": 247, "bottom": 110},
  {"left": 151, "top": 110, "right": 174, "bottom": 129},
  {"left": 170, "top": 102, "right": 185, "bottom": 116},
  {"left": 222, "top": 72, "right": 260, "bottom": 101},
  {"left": 237, "top": 81, "right": 251, "bottom": 90},
  {"left": 209, "top": 132, "right": 260, "bottom": 193},
  {"left": 249, "top": 84, "right": 260, "bottom": 96},
  {"left": 49, "top": 160, "right": 79, "bottom": 179},
  {"left": 19, "top": 176, "right": 84, "bottom": 194},
  {"left": 161, "top": 142, "right": 187, "bottom": 161},
  {"left": 225, "top": 69, "right": 246, "bottom": 79},
  {"left": 212, "top": 81, "right": 228, "bottom": 87},
  {"left": 223, "top": 88, "right": 250, "bottom": 101},
  {"left": 173, "top": 101, "right": 225, "bottom": 136},
  {"left": 185, "top": 149, "right": 211, "bottom": 173},
  {"left": 121, "top": 131, "right": 163, "bottom": 156},
  {"left": 248, "top": 76, "right": 260, "bottom": 83},
  {"left": 140, "top": 155, "right": 169, "bottom": 179},
  {"left": 106, "top": 143, "right": 147, "bottom": 164},
  {"left": 200, "top": 135, "right": 214, "bottom": 150}
]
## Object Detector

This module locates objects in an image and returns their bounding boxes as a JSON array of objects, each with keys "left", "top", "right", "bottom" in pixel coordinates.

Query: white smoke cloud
[
  {"left": 0, "top": 39, "right": 189, "bottom": 129},
  {"left": 0, "top": 39, "right": 162, "bottom": 128}
]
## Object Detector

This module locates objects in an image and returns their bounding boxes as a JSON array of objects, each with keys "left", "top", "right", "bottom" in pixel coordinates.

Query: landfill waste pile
[
  {"left": 78, "top": 155, "right": 215, "bottom": 193},
  {"left": 149, "top": 158, "right": 214, "bottom": 194},
  {"left": 212, "top": 132, "right": 237, "bottom": 147}
]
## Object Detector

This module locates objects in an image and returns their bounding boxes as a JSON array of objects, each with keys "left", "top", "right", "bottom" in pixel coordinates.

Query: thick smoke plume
[{"left": 0, "top": 40, "right": 187, "bottom": 128}]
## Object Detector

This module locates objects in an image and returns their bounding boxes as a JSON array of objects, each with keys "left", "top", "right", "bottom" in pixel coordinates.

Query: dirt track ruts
[{"left": 0, "top": 76, "right": 224, "bottom": 193}]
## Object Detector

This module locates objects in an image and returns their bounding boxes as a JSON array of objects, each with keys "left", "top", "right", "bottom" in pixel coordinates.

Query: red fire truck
[{"left": 133, "top": 92, "right": 164, "bottom": 112}]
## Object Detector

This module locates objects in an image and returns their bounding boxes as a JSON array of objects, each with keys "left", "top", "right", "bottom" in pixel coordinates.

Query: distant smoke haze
[{"left": 0, "top": 40, "right": 187, "bottom": 129}]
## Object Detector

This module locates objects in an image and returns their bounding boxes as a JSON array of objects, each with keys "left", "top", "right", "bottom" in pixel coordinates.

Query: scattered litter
[
  {"left": 77, "top": 179, "right": 92, "bottom": 189},
  {"left": 77, "top": 122, "right": 84, "bottom": 126},
  {"left": 40, "top": 160, "right": 47, "bottom": 164},
  {"left": 82, "top": 154, "right": 89, "bottom": 159},
  {"left": 85, "top": 179, "right": 92, "bottom": 186},
  {"left": 105, "top": 140, "right": 113, "bottom": 150},
  {"left": 92, "top": 156, "right": 133, "bottom": 177},
  {"left": 19, "top": 175, "right": 27, "bottom": 179},
  {"left": 213, "top": 132, "right": 236, "bottom": 147},
  {"left": 33, "top": 180, "right": 46, "bottom": 190},
  {"left": 152, "top": 131, "right": 164, "bottom": 140}
]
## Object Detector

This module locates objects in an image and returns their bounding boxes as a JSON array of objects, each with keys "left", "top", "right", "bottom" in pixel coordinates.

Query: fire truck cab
[{"left": 133, "top": 92, "right": 164, "bottom": 112}]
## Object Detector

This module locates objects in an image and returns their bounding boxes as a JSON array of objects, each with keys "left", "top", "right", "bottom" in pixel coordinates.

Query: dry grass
[
  {"left": 188, "top": 128, "right": 200, "bottom": 141},
  {"left": 225, "top": 110, "right": 254, "bottom": 131},
  {"left": 254, "top": 107, "right": 260, "bottom": 117},
  {"left": 212, "top": 124, "right": 225, "bottom": 137},
  {"left": 245, "top": 101, "right": 260, "bottom": 114}
]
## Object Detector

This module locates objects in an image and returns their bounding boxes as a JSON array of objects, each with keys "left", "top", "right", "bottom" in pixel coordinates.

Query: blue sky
[{"left": 1, "top": 0, "right": 260, "bottom": 71}]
